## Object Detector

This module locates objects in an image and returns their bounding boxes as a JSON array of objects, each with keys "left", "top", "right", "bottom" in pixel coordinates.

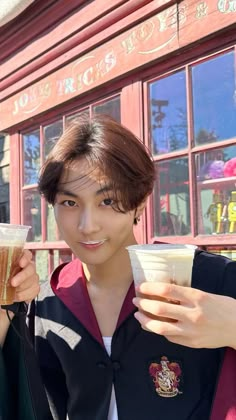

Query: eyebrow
[{"left": 57, "top": 184, "right": 113, "bottom": 198}]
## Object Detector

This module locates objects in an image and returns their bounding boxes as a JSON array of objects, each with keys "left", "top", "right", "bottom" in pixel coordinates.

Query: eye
[
  {"left": 62, "top": 200, "right": 77, "bottom": 207},
  {"left": 101, "top": 197, "right": 114, "bottom": 206}
]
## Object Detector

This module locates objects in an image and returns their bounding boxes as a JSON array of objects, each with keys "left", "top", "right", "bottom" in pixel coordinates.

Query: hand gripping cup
[
  {"left": 0, "top": 223, "right": 31, "bottom": 305},
  {"left": 126, "top": 244, "right": 197, "bottom": 322}
]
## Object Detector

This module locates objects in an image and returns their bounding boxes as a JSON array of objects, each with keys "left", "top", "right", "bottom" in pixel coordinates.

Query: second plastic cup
[
  {"left": 126, "top": 243, "right": 197, "bottom": 322},
  {"left": 0, "top": 223, "right": 31, "bottom": 305}
]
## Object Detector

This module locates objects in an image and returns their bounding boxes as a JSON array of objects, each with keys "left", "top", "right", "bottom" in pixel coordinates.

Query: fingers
[
  {"left": 9, "top": 250, "right": 40, "bottom": 302},
  {"left": 133, "top": 297, "right": 185, "bottom": 321},
  {"left": 10, "top": 259, "right": 35, "bottom": 287},
  {"left": 137, "top": 282, "right": 200, "bottom": 305},
  {"left": 18, "top": 249, "right": 32, "bottom": 268},
  {"left": 14, "top": 279, "right": 40, "bottom": 303},
  {"left": 134, "top": 310, "right": 183, "bottom": 336}
]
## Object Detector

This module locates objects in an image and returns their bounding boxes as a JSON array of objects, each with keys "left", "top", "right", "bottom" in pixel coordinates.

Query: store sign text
[
  {"left": 12, "top": 51, "right": 116, "bottom": 115},
  {"left": 13, "top": 83, "right": 52, "bottom": 115},
  {"left": 218, "top": 0, "right": 236, "bottom": 12},
  {"left": 57, "top": 50, "right": 116, "bottom": 96}
]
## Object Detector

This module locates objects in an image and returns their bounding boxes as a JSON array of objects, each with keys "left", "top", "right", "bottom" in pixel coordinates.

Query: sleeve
[
  {"left": 218, "top": 258, "right": 236, "bottom": 298},
  {"left": 192, "top": 250, "right": 236, "bottom": 298},
  {"left": 34, "top": 309, "right": 68, "bottom": 420}
]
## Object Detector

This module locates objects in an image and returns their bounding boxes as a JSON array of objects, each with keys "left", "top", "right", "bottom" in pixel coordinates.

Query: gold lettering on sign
[
  {"left": 12, "top": 82, "right": 52, "bottom": 115},
  {"left": 138, "top": 6, "right": 186, "bottom": 55},
  {"left": 218, "top": 0, "right": 236, "bottom": 12},
  {"left": 121, "top": 21, "right": 155, "bottom": 55},
  {"left": 196, "top": 2, "right": 208, "bottom": 18},
  {"left": 56, "top": 50, "right": 117, "bottom": 97}
]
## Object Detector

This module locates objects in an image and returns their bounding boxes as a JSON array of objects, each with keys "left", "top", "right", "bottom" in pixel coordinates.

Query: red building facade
[{"left": 0, "top": 0, "right": 236, "bottom": 279}]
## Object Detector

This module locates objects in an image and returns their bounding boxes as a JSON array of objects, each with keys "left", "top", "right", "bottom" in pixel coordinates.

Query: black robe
[
  {"left": 33, "top": 250, "right": 236, "bottom": 420},
  {"left": 0, "top": 304, "right": 52, "bottom": 420}
]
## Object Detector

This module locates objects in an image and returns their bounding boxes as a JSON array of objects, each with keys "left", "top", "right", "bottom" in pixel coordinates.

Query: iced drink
[
  {"left": 0, "top": 223, "right": 31, "bottom": 305},
  {"left": 126, "top": 244, "right": 197, "bottom": 322}
]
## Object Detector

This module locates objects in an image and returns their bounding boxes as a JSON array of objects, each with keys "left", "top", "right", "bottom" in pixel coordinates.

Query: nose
[{"left": 77, "top": 208, "right": 100, "bottom": 235}]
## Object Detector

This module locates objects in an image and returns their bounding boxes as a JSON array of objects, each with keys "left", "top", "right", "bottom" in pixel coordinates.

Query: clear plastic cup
[
  {"left": 126, "top": 244, "right": 197, "bottom": 288},
  {"left": 126, "top": 244, "right": 197, "bottom": 322},
  {"left": 0, "top": 223, "right": 31, "bottom": 305}
]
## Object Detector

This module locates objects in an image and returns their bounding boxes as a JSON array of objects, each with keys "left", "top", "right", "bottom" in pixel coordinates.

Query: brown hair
[{"left": 38, "top": 114, "right": 155, "bottom": 213}]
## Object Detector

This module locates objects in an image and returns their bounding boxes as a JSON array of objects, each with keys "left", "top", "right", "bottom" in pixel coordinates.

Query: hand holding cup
[
  {"left": 126, "top": 244, "right": 197, "bottom": 324},
  {"left": 0, "top": 223, "right": 31, "bottom": 305}
]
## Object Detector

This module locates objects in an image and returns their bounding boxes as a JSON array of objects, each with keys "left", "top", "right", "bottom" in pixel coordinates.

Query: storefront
[{"left": 0, "top": 0, "right": 236, "bottom": 280}]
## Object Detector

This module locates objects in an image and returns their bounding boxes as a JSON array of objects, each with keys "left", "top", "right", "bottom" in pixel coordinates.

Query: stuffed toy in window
[
  {"left": 224, "top": 158, "right": 236, "bottom": 178},
  {"left": 198, "top": 160, "right": 224, "bottom": 180}
]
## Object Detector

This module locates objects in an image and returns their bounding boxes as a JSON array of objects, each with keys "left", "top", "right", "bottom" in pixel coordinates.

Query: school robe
[
  {"left": 33, "top": 250, "right": 236, "bottom": 420},
  {"left": 0, "top": 303, "right": 53, "bottom": 420}
]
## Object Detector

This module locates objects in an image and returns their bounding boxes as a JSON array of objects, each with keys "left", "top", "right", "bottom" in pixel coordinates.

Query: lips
[
  {"left": 79, "top": 240, "right": 106, "bottom": 245},
  {"left": 78, "top": 240, "right": 107, "bottom": 249}
]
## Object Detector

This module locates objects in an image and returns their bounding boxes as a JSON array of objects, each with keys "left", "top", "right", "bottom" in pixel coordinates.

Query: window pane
[
  {"left": 0, "top": 203, "right": 9, "bottom": 223},
  {"left": 35, "top": 250, "right": 49, "bottom": 283},
  {"left": 149, "top": 70, "right": 187, "bottom": 154},
  {"left": 47, "top": 203, "right": 59, "bottom": 241},
  {"left": 44, "top": 120, "right": 63, "bottom": 158},
  {"left": 153, "top": 158, "right": 190, "bottom": 236},
  {"left": 23, "top": 130, "right": 40, "bottom": 185},
  {"left": 23, "top": 189, "right": 41, "bottom": 241},
  {"left": 192, "top": 51, "right": 236, "bottom": 145},
  {"left": 92, "top": 96, "right": 121, "bottom": 122},
  {"left": 196, "top": 145, "right": 236, "bottom": 235}
]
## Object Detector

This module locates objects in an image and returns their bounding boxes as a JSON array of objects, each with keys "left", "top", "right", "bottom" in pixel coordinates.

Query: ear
[{"left": 135, "top": 198, "right": 148, "bottom": 220}]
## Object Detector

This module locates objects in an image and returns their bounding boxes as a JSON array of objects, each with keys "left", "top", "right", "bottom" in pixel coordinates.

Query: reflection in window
[
  {"left": 149, "top": 70, "right": 187, "bottom": 154},
  {"left": 192, "top": 50, "right": 236, "bottom": 145},
  {"left": 153, "top": 158, "right": 190, "bottom": 236},
  {"left": 22, "top": 189, "right": 41, "bottom": 241},
  {"left": 44, "top": 120, "right": 63, "bottom": 158},
  {"left": 23, "top": 130, "right": 40, "bottom": 185},
  {"left": 196, "top": 145, "right": 236, "bottom": 235},
  {"left": 92, "top": 96, "right": 121, "bottom": 122}
]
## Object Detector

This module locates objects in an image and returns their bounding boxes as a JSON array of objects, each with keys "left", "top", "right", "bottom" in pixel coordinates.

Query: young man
[{"left": 35, "top": 114, "right": 236, "bottom": 420}]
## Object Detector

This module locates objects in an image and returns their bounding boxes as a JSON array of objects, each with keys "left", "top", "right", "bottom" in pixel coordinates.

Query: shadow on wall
[{"left": 0, "top": 135, "right": 10, "bottom": 223}]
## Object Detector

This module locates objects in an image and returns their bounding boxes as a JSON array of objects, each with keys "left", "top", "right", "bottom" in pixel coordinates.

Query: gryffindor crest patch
[{"left": 149, "top": 356, "right": 183, "bottom": 397}]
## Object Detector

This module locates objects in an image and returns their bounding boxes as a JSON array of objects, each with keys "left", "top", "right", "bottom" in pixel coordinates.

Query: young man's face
[{"left": 53, "top": 158, "right": 140, "bottom": 267}]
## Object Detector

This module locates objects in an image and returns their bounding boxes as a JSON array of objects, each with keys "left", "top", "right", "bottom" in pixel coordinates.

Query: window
[
  {"left": 147, "top": 49, "right": 236, "bottom": 240},
  {"left": 153, "top": 158, "right": 190, "bottom": 237},
  {"left": 196, "top": 145, "right": 236, "bottom": 235},
  {"left": 192, "top": 51, "right": 236, "bottom": 145},
  {"left": 149, "top": 70, "right": 187, "bottom": 155}
]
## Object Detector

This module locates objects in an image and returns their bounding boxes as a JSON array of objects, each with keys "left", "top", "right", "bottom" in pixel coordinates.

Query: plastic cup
[
  {"left": 126, "top": 244, "right": 197, "bottom": 322},
  {"left": 0, "top": 223, "right": 31, "bottom": 305}
]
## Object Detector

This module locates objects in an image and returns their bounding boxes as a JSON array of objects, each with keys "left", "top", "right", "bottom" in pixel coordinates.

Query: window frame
[{"left": 143, "top": 45, "right": 236, "bottom": 246}]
